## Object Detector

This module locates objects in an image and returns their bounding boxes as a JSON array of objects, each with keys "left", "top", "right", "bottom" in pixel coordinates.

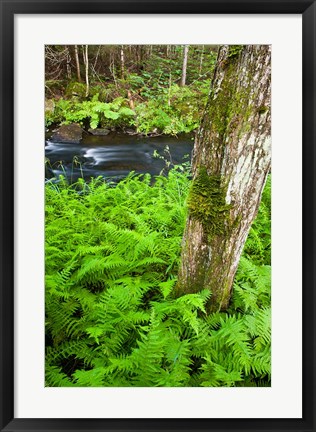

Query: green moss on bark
[
  {"left": 228, "top": 45, "right": 244, "bottom": 59},
  {"left": 204, "top": 56, "right": 254, "bottom": 145},
  {"left": 187, "top": 167, "right": 231, "bottom": 239},
  {"left": 258, "top": 105, "right": 269, "bottom": 115}
]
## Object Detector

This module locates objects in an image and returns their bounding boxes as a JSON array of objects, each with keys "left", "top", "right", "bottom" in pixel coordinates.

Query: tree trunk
[
  {"left": 66, "top": 46, "right": 72, "bottom": 80},
  {"left": 199, "top": 45, "right": 204, "bottom": 75},
  {"left": 93, "top": 45, "right": 101, "bottom": 71},
  {"left": 120, "top": 46, "right": 125, "bottom": 80},
  {"left": 127, "top": 89, "right": 135, "bottom": 110},
  {"left": 176, "top": 45, "right": 271, "bottom": 311},
  {"left": 74, "top": 45, "right": 81, "bottom": 82},
  {"left": 83, "top": 45, "right": 89, "bottom": 98},
  {"left": 180, "top": 45, "right": 189, "bottom": 87},
  {"left": 167, "top": 72, "right": 172, "bottom": 106},
  {"left": 109, "top": 54, "right": 118, "bottom": 91}
]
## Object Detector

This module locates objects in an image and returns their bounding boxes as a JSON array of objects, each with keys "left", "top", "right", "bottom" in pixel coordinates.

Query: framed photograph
[{"left": 1, "top": 1, "right": 315, "bottom": 431}]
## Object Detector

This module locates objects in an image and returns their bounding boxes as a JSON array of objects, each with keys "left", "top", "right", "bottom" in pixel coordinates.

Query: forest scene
[{"left": 45, "top": 44, "right": 271, "bottom": 387}]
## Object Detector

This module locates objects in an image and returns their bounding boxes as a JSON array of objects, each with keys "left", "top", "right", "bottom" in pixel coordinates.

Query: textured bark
[{"left": 176, "top": 45, "right": 271, "bottom": 311}]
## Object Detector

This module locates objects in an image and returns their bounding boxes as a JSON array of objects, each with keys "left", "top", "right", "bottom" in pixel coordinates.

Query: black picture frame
[{"left": 0, "top": 1, "right": 315, "bottom": 431}]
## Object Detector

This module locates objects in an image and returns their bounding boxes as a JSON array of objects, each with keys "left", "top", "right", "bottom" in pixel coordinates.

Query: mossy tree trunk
[{"left": 176, "top": 45, "right": 271, "bottom": 311}]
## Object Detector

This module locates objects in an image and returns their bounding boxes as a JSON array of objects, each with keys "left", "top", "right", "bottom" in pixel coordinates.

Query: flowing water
[{"left": 45, "top": 132, "right": 194, "bottom": 183}]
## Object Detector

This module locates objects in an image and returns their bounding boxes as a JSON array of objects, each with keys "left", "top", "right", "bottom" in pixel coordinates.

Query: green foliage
[
  {"left": 243, "top": 175, "right": 271, "bottom": 265},
  {"left": 45, "top": 45, "right": 216, "bottom": 134},
  {"left": 45, "top": 81, "right": 207, "bottom": 134},
  {"left": 45, "top": 95, "right": 135, "bottom": 129},
  {"left": 46, "top": 171, "right": 271, "bottom": 387},
  {"left": 135, "top": 102, "right": 172, "bottom": 135},
  {"left": 138, "top": 45, "right": 217, "bottom": 88},
  {"left": 134, "top": 84, "right": 208, "bottom": 135},
  {"left": 45, "top": 170, "right": 271, "bottom": 387}
]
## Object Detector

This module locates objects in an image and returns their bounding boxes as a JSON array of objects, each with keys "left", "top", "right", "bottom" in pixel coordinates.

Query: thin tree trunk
[
  {"left": 66, "top": 46, "right": 72, "bottom": 80},
  {"left": 120, "top": 46, "right": 125, "bottom": 80},
  {"left": 167, "top": 72, "right": 172, "bottom": 106},
  {"left": 176, "top": 45, "right": 271, "bottom": 311},
  {"left": 137, "top": 45, "right": 143, "bottom": 65},
  {"left": 74, "top": 45, "right": 81, "bottom": 82},
  {"left": 127, "top": 90, "right": 135, "bottom": 110},
  {"left": 199, "top": 45, "right": 204, "bottom": 75},
  {"left": 109, "top": 57, "right": 118, "bottom": 91},
  {"left": 83, "top": 45, "right": 89, "bottom": 97},
  {"left": 93, "top": 45, "right": 101, "bottom": 71},
  {"left": 180, "top": 45, "right": 189, "bottom": 87}
]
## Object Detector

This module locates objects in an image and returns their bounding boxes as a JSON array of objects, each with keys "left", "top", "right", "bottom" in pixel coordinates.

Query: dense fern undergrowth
[{"left": 45, "top": 168, "right": 271, "bottom": 387}]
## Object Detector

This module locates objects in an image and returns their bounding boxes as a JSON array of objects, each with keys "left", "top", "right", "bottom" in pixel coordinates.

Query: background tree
[
  {"left": 180, "top": 45, "right": 189, "bottom": 86},
  {"left": 176, "top": 45, "right": 271, "bottom": 311},
  {"left": 120, "top": 45, "right": 125, "bottom": 79},
  {"left": 74, "top": 45, "right": 81, "bottom": 82},
  {"left": 45, "top": 45, "right": 70, "bottom": 81},
  {"left": 83, "top": 45, "right": 89, "bottom": 97}
]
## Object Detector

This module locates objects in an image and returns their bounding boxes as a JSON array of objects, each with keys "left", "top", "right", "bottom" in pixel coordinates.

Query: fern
[
  {"left": 46, "top": 170, "right": 271, "bottom": 387},
  {"left": 48, "top": 97, "right": 135, "bottom": 129}
]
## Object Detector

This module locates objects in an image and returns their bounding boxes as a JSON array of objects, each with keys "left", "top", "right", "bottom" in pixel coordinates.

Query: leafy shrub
[
  {"left": 135, "top": 102, "right": 173, "bottom": 134},
  {"left": 45, "top": 79, "right": 211, "bottom": 134},
  {"left": 243, "top": 175, "right": 271, "bottom": 265},
  {"left": 45, "top": 95, "right": 135, "bottom": 129},
  {"left": 45, "top": 170, "right": 271, "bottom": 387},
  {"left": 134, "top": 85, "right": 206, "bottom": 135}
]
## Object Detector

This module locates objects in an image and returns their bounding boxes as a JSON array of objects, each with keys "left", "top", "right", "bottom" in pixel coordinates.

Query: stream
[{"left": 45, "top": 132, "right": 194, "bottom": 183}]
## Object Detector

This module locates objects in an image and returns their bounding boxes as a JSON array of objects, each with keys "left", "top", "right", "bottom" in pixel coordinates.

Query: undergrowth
[
  {"left": 45, "top": 170, "right": 271, "bottom": 387},
  {"left": 45, "top": 82, "right": 210, "bottom": 135},
  {"left": 45, "top": 95, "right": 135, "bottom": 130}
]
